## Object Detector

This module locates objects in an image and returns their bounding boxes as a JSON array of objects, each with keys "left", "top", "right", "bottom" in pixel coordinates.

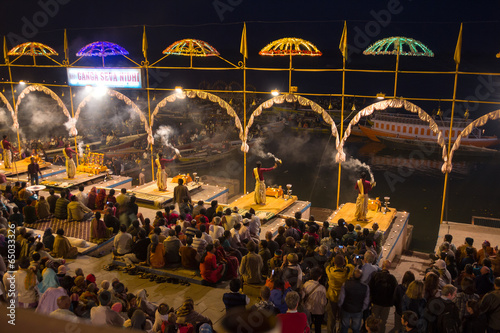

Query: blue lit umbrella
[{"left": 76, "top": 41, "right": 129, "bottom": 67}]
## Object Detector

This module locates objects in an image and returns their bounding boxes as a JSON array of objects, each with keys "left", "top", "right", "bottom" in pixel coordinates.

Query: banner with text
[{"left": 67, "top": 68, "right": 142, "bottom": 88}]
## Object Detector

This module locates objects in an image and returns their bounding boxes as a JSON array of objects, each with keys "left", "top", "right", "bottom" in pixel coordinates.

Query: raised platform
[
  {"left": 228, "top": 191, "right": 298, "bottom": 220},
  {"left": 326, "top": 202, "right": 397, "bottom": 232},
  {"left": 128, "top": 179, "right": 202, "bottom": 209},
  {"left": 40, "top": 171, "right": 109, "bottom": 192},
  {"left": 1, "top": 158, "right": 52, "bottom": 176},
  {"left": 260, "top": 200, "right": 312, "bottom": 239}
]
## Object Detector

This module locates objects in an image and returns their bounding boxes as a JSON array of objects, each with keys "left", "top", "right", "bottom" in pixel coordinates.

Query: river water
[{"left": 189, "top": 130, "right": 500, "bottom": 253}]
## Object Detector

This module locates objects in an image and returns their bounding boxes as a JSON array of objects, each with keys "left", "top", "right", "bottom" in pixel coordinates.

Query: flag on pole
[
  {"left": 64, "top": 29, "right": 68, "bottom": 61},
  {"left": 142, "top": 26, "right": 148, "bottom": 60},
  {"left": 3, "top": 36, "right": 8, "bottom": 63},
  {"left": 240, "top": 22, "right": 248, "bottom": 59},
  {"left": 454, "top": 23, "right": 463, "bottom": 65},
  {"left": 339, "top": 21, "right": 348, "bottom": 59}
]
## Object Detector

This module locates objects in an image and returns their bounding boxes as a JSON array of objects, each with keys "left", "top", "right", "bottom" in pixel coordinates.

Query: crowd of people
[{"left": 0, "top": 181, "right": 499, "bottom": 332}]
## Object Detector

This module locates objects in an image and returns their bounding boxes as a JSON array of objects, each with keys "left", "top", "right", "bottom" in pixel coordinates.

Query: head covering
[
  {"left": 100, "top": 280, "right": 109, "bottom": 290},
  {"left": 111, "top": 302, "right": 122, "bottom": 313},
  {"left": 242, "top": 218, "right": 250, "bottom": 225},
  {"left": 74, "top": 276, "right": 85, "bottom": 288},
  {"left": 131, "top": 309, "right": 147, "bottom": 330},
  {"left": 232, "top": 207, "right": 238, "bottom": 213},
  {"left": 434, "top": 259, "right": 446, "bottom": 270},
  {"left": 465, "top": 237, "right": 474, "bottom": 246},
  {"left": 274, "top": 250, "right": 282, "bottom": 257},
  {"left": 199, "top": 323, "right": 213, "bottom": 333},
  {"left": 43, "top": 228, "right": 53, "bottom": 237},
  {"left": 287, "top": 253, "right": 298, "bottom": 265},
  {"left": 45, "top": 260, "right": 57, "bottom": 271},
  {"left": 57, "top": 265, "right": 67, "bottom": 275},
  {"left": 90, "top": 187, "right": 97, "bottom": 194},
  {"left": 86, "top": 274, "right": 96, "bottom": 284},
  {"left": 176, "top": 298, "right": 194, "bottom": 317},
  {"left": 483, "top": 240, "right": 491, "bottom": 247},
  {"left": 99, "top": 290, "right": 111, "bottom": 306}
]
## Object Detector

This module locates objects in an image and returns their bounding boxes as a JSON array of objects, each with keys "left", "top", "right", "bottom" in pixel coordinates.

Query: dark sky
[{"left": 3, "top": 0, "right": 500, "bottom": 117}]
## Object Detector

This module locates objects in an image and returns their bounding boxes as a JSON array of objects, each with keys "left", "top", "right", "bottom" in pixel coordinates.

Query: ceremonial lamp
[
  {"left": 285, "top": 184, "right": 293, "bottom": 200},
  {"left": 383, "top": 196, "right": 390, "bottom": 214},
  {"left": 193, "top": 172, "right": 199, "bottom": 185}
]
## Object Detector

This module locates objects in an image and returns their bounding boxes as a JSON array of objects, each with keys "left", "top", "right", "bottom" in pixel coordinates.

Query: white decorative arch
[
  {"left": 442, "top": 110, "right": 500, "bottom": 173},
  {"left": 243, "top": 94, "right": 339, "bottom": 153},
  {"left": 0, "top": 92, "right": 15, "bottom": 127},
  {"left": 15, "top": 84, "right": 71, "bottom": 129},
  {"left": 150, "top": 90, "right": 244, "bottom": 145},
  {"left": 74, "top": 89, "right": 150, "bottom": 138},
  {"left": 336, "top": 99, "right": 446, "bottom": 162}
]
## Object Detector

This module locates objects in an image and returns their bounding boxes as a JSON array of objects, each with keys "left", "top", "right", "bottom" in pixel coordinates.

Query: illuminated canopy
[
  {"left": 363, "top": 37, "right": 434, "bottom": 57},
  {"left": 259, "top": 38, "right": 322, "bottom": 56},
  {"left": 8, "top": 42, "right": 58, "bottom": 56},
  {"left": 162, "top": 39, "right": 220, "bottom": 57},
  {"left": 76, "top": 41, "right": 129, "bottom": 57}
]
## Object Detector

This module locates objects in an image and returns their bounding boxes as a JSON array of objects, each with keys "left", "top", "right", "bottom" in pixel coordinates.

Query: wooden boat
[
  {"left": 359, "top": 113, "right": 500, "bottom": 148},
  {"left": 377, "top": 136, "right": 500, "bottom": 158}
]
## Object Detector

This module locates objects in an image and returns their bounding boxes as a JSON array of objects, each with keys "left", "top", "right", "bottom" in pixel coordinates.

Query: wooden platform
[
  {"left": 40, "top": 171, "right": 107, "bottom": 191},
  {"left": 1, "top": 159, "right": 51, "bottom": 176},
  {"left": 327, "top": 202, "right": 397, "bottom": 232},
  {"left": 228, "top": 191, "right": 298, "bottom": 220},
  {"left": 129, "top": 179, "right": 202, "bottom": 209}
]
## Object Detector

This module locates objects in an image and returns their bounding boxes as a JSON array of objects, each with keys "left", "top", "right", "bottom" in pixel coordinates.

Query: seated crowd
[{"left": 1, "top": 189, "right": 499, "bottom": 333}]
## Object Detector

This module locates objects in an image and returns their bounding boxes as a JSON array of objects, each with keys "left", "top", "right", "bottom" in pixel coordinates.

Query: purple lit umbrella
[{"left": 76, "top": 41, "right": 129, "bottom": 67}]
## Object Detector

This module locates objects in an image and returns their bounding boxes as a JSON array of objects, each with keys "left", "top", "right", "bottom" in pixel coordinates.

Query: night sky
[{"left": 3, "top": 0, "right": 500, "bottom": 118}]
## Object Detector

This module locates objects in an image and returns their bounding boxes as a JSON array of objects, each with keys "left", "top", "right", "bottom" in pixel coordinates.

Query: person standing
[
  {"left": 27, "top": 157, "right": 43, "bottom": 185},
  {"left": 173, "top": 178, "right": 191, "bottom": 209},
  {"left": 276, "top": 291, "right": 310, "bottom": 333},
  {"left": 2, "top": 134, "right": 13, "bottom": 169},
  {"left": 354, "top": 172, "right": 374, "bottom": 221},
  {"left": 253, "top": 161, "right": 277, "bottom": 205},
  {"left": 63, "top": 143, "right": 76, "bottom": 179},
  {"left": 339, "top": 269, "right": 371, "bottom": 333},
  {"left": 479, "top": 277, "right": 500, "bottom": 333},
  {"left": 155, "top": 153, "right": 177, "bottom": 191},
  {"left": 369, "top": 260, "right": 398, "bottom": 333}
]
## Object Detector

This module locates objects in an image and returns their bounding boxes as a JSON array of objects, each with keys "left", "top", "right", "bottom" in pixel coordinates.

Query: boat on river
[{"left": 359, "top": 113, "right": 500, "bottom": 148}]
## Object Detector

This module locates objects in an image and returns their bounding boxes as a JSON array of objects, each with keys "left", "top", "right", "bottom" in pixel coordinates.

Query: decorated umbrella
[
  {"left": 7, "top": 42, "right": 59, "bottom": 65},
  {"left": 161, "top": 38, "right": 220, "bottom": 68},
  {"left": 363, "top": 36, "right": 434, "bottom": 97},
  {"left": 76, "top": 41, "right": 129, "bottom": 67},
  {"left": 259, "top": 37, "right": 322, "bottom": 93},
  {"left": 496, "top": 51, "right": 500, "bottom": 58}
]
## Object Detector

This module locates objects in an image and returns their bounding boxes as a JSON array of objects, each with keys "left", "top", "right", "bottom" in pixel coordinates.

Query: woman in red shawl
[
  {"left": 213, "top": 239, "right": 239, "bottom": 280},
  {"left": 90, "top": 211, "right": 112, "bottom": 242},
  {"left": 87, "top": 187, "right": 97, "bottom": 210},
  {"left": 199, "top": 244, "right": 224, "bottom": 284},
  {"left": 95, "top": 188, "right": 106, "bottom": 211}
]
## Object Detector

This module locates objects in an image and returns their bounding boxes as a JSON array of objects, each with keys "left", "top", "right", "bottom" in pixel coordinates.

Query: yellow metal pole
[
  {"left": 337, "top": 55, "right": 346, "bottom": 209},
  {"left": 440, "top": 62, "right": 459, "bottom": 224},
  {"left": 243, "top": 56, "right": 247, "bottom": 194},
  {"left": 146, "top": 65, "right": 154, "bottom": 181},
  {"left": 68, "top": 86, "right": 79, "bottom": 166},
  {"left": 394, "top": 49, "right": 400, "bottom": 98},
  {"left": 6, "top": 60, "right": 21, "bottom": 161},
  {"left": 289, "top": 54, "right": 292, "bottom": 93}
]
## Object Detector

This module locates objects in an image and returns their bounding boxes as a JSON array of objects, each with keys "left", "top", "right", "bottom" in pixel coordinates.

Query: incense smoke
[
  {"left": 78, "top": 142, "right": 84, "bottom": 158},
  {"left": 341, "top": 158, "right": 375, "bottom": 183},
  {"left": 154, "top": 125, "right": 181, "bottom": 157},
  {"left": 251, "top": 138, "right": 281, "bottom": 162}
]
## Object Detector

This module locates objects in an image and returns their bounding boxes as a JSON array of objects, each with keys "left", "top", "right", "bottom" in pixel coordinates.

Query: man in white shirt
[
  {"left": 90, "top": 290, "right": 124, "bottom": 327},
  {"left": 209, "top": 216, "right": 224, "bottom": 240},
  {"left": 113, "top": 224, "right": 133, "bottom": 256},
  {"left": 200, "top": 224, "right": 213, "bottom": 244},
  {"left": 75, "top": 185, "right": 88, "bottom": 206},
  {"left": 50, "top": 295, "right": 79, "bottom": 323},
  {"left": 239, "top": 219, "right": 251, "bottom": 243},
  {"left": 247, "top": 209, "right": 261, "bottom": 237}
]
